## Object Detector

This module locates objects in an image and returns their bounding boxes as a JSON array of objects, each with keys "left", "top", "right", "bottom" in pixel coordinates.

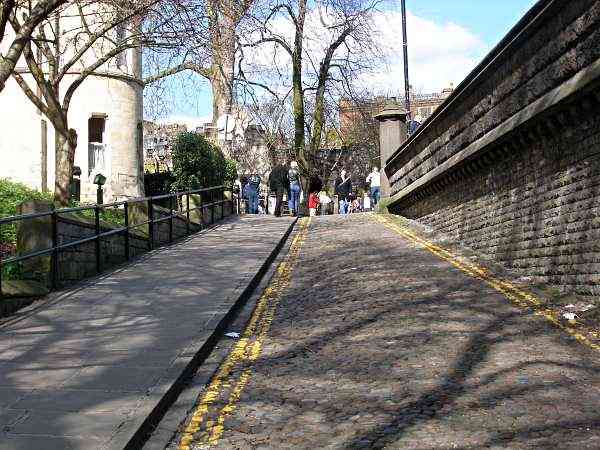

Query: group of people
[
  {"left": 239, "top": 163, "right": 382, "bottom": 217},
  {"left": 334, "top": 167, "right": 381, "bottom": 215}
]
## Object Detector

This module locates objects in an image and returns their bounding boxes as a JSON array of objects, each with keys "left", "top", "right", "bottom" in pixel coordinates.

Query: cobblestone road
[{"left": 173, "top": 214, "right": 600, "bottom": 449}]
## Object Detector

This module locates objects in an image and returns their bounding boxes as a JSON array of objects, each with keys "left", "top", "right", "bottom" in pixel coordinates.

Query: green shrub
[
  {"left": 171, "top": 132, "right": 237, "bottom": 191},
  {"left": 68, "top": 201, "right": 125, "bottom": 227},
  {"left": 376, "top": 197, "right": 393, "bottom": 214},
  {"left": 171, "top": 133, "right": 215, "bottom": 191},
  {"left": 224, "top": 159, "right": 238, "bottom": 184},
  {"left": 0, "top": 179, "right": 52, "bottom": 245}
]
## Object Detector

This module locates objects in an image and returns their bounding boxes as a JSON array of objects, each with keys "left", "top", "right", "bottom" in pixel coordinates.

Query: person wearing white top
[
  {"left": 366, "top": 167, "right": 381, "bottom": 206},
  {"left": 318, "top": 190, "right": 331, "bottom": 215},
  {"left": 363, "top": 192, "right": 371, "bottom": 211}
]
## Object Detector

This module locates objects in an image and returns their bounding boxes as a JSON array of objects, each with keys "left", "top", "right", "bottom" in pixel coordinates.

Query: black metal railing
[{"left": 0, "top": 185, "right": 234, "bottom": 297}]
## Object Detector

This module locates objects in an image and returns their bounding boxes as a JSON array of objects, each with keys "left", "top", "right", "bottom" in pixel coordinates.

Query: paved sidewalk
[
  {"left": 0, "top": 215, "right": 295, "bottom": 450},
  {"left": 173, "top": 214, "right": 600, "bottom": 449}
]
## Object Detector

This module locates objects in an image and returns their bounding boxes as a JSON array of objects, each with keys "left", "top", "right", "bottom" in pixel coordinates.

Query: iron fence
[{"left": 0, "top": 185, "right": 234, "bottom": 297}]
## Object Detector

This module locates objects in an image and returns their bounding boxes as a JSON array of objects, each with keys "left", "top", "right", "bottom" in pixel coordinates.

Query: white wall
[{"left": 0, "top": 11, "right": 143, "bottom": 203}]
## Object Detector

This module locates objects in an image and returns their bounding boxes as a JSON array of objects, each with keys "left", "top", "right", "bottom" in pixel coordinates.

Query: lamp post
[
  {"left": 93, "top": 173, "right": 107, "bottom": 204},
  {"left": 401, "top": 0, "right": 412, "bottom": 134},
  {"left": 70, "top": 166, "right": 82, "bottom": 202}
]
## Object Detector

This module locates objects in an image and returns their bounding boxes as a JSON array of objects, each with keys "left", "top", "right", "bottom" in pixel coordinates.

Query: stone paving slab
[
  {"left": 0, "top": 215, "right": 295, "bottom": 450},
  {"left": 173, "top": 214, "right": 600, "bottom": 449}
]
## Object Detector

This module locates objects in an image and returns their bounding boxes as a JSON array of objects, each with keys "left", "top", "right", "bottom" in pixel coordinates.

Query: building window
[{"left": 88, "top": 116, "right": 106, "bottom": 175}]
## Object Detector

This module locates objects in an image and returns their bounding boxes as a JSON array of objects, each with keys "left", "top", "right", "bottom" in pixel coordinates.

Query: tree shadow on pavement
[{"left": 221, "top": 215, "right": 600, "bottom": 450}]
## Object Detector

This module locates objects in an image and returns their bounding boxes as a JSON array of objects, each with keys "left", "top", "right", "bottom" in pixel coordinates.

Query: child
[
  {"left": 318, "top": 190, "right": 331, "bottom": 215},
  {"left": 308, "top": 191, "right": 320, "bottom": 217},
  {"left": 363, "top": 192, "right": 371, "bottom": 212}
]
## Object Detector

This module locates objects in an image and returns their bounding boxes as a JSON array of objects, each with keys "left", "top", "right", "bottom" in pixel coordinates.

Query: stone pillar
[
  {"left": 374, "top": 101, "right": 408, "bottom": 198},
  {"left": 16, "top": 200, "right": 54, "bottom": 282}
]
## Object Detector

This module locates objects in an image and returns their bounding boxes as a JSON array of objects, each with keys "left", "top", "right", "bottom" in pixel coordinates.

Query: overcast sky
[{"left": 156, "top": 0, "right": 539, "bottom": 128}]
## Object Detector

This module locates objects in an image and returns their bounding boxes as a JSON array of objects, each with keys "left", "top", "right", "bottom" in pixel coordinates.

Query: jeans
[
  {"left": 339, "top": 199, "right": 349, "bottom": 214},
  {"left": 247, "top": 187, "right": 259, "bottom": 214},
  {"left": 289, "top": 182, "right": 301, "bottom": 214},
  {"left": 370, "top": 187, "right": 381, "bottom": 205}
]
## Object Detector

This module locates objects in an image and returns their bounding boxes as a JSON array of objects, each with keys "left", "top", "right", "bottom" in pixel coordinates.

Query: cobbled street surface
[{"left": 175, "top": 214, "right": 600, "bottom": 449}]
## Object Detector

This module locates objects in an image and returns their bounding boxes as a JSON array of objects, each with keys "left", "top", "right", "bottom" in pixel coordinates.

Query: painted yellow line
[
  {"left": 373, "top": 214, "right": 600, "bottom": 353},
  {"left": 178, "top": 218, "right": 311, "bottom": 450}
]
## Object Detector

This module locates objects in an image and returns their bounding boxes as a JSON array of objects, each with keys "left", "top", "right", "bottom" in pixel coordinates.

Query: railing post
[
  {"left": 169, "top": 194, "right": 174, "bottom": 243},
  {"left": 186, "top": 194, "right": 191, "bottom": 235},
  {"left": 95, "top": 206, "right": 101, "bottom": 274},
  {"left": 124, "top": 202, "right": 130, "bottom": 262},
  {"left": 211, "top": 189, "right": 215, "bottom": 224},
  {"left": 51, "top": 211, "right": 58, "bottom": 289},
  {"left": 148, "top": 198, "right": 154, "bottom": 250},
  {"left": 200, "top": 191, "right": 204, "bottom": 228},
  {"left": 221, "top": 187, "right": 224, "bottom": 220}
]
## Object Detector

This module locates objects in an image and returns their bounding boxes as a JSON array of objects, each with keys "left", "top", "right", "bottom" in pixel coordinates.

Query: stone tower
[{"left": 0, "top": 9, "right": 144, "bottom": 203}]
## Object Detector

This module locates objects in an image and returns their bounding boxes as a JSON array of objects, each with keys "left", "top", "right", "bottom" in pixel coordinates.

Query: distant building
[
  {"left": 339, "top": 84, "right": 455, "bottom": 139},
  {"left": 195, "top": 108, "right": 272, "bottom": 188},
  {"left": 143, "top": 121, "right": 187, "bottom": 173}
]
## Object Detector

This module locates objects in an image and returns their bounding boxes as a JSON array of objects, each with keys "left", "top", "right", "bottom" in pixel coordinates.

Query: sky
[{"left": 155, "top": 0, "right": 539, "bottom": 128}]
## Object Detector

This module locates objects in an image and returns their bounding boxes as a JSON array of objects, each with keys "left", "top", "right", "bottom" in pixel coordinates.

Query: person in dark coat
[
  {"left": 246, "top": 173, "right": 261, "bottom": 214},
  {"left": 334, "top": 169, "right": 352, "bottom": 214},
  {"left": 269, "top": 162, "right": 289, "bottom": 217}
]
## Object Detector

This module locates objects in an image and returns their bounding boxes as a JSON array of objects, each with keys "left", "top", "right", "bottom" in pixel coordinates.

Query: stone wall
[{"left": 384, "top": 0, "right": 600, "bottom": 294}]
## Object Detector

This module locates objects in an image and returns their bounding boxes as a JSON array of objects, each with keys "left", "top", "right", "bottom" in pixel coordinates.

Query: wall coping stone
[
  {"left": 384, "top": 0, "right": 557, "bottom": 169},
  {"left": 386, "top": 54, "right": 600, "bottom": 208}
]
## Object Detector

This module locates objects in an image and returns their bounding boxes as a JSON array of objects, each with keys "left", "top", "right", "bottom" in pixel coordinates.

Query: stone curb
[
  {"left": 141, "top": 222, "right": 300, "bottom": 450},
  {"left": 111, "top": 216, "right": 299, "bottom": 450}
]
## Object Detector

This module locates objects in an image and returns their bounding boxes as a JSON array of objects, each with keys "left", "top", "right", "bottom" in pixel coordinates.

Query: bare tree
[
  {"left": 243, "top": 0, "right": 383, "bottom": 191},
  {"left": 143, "top": 0, "right": 256, "bottom": 124},
  {"left": 0, "top": 0, "right": 69, "bottom": 92},
  {"left": 10, "top": 0, "right": 214, "bottom": 205}
]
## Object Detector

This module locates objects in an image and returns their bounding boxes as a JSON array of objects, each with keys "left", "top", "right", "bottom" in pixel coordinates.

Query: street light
[
  {"left": 401, "top": 0, "right": 412, "bottom": 135},
  {"left": 93, "top": 173, "right": 107, "bottom": 204}
]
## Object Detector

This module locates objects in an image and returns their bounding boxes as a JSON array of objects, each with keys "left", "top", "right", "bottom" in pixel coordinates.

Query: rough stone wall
[
  {"left": 385, "top": 0, "right": 600, "bottom": 294},
  {"left": 54, "top": 201, "right": 233, "bottom": 286},
  {"left": 402, "top": 108, "right": 600, "bottom": 294},
  {"left": 57, "top": 217, "right": 148, "bottom": 283},
  {"left": 387, "top": 0, "right": 600, "bottom": 192}
]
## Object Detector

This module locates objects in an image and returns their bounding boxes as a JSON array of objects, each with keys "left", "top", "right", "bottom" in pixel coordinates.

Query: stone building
[
  {"left": 143, "top": 121, "right": 187, "bottom": 173},
  {"left": 0, "top": 7, "right": 144, "bottom": 203},
  {"left": 196, "top": 108, "right": 272, "bottom": 188},
  {"left": 339, "top": 85, "right": 454, "bottom": 140}
]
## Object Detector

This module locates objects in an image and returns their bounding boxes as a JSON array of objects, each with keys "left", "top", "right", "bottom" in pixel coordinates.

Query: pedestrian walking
[
  {"left": 308, "top": 191, "right": 320, "bottom": 217},
  {"left": 268, "top": 161, "right": 289, "bottom": 217},
  {"left": 246, "top": 173, "right": 261, "bottom": 214},
  {"left": 334, "top": 170, "right": 351, "bottom": 215},
  {"left": 366, "top": 167, "right": 381, "bottom": 206},
  {"left": 288, "top": 161, "right": 301, "bottom": 216},
  {"left": 318, "top": 190, "right": 331, "bottom": 215}
]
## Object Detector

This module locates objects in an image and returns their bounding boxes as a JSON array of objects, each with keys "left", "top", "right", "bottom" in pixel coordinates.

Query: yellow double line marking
[
  {"left": 374, "top": 214, "right": 600, "bottom": 353},
  {"left": 178, "top": 218, "right": 311, "bottom": 450}
]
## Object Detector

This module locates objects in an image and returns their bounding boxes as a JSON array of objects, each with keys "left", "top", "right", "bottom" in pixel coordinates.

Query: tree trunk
[
  {"left": 54, "top": 128, "right": 77, "bottom": 206},
  {"left": 292, "top": 0, "right": 307, "bottom": 175},
  {"left": 209, "top": 0, "right": 236, "bottom": 124}
]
